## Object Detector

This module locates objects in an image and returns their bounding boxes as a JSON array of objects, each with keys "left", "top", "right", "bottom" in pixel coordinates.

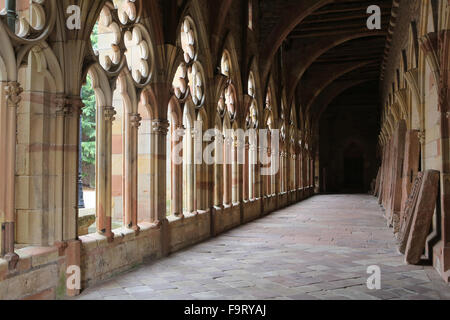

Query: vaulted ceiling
[{"left": 257, "top": 0, "right": 395, "bottom": 127}]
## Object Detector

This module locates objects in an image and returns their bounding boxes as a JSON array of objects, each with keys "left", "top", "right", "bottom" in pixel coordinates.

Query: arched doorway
[{"left": 343, "top": 142, "right": 365, "bottom": 193}]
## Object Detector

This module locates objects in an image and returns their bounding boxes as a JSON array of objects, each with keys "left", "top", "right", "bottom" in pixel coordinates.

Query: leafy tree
[{"left": 81, "top": 23, "right": 98, "bottom": 167}]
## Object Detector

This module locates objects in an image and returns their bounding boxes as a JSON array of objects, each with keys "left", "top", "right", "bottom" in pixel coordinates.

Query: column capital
[
  {"left": 104, "top": 106, "right": 117, "bottom": 122},
  {"left": 130, "top": 113, "right": 142, "bottom": 128},
  {"left": 4, "top": 82, "right": 23, "bottom": 108},
  {"left": 418, "top": 130, "right": 426, "bottom": 144},
  {"left": 152, "top": 119, "right": 170, "bottom": 135},
  {"left": 55, "top": 96, "right": 84, "bottom": 116}
]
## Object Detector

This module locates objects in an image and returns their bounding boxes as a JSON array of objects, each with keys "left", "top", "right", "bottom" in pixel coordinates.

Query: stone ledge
[{"left": 17, "top": 246, "right": 59, "bottom": 268}]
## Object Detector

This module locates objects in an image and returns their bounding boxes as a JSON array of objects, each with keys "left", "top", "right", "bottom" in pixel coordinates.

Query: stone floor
[{"left": 75, "top": 194, "right": 450, "bottom": 300}]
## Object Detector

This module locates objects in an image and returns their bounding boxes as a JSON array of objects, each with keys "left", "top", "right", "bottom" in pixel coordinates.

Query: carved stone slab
[
  {"left": 387, "top": 120, "right": 406, "bottom": 229},
  {"left": 404, "top": 170, "right": 440, "bottom": 265},
  {"left": 397, "top": 130, "right": 420, "bottom": 233},
  {"left": 397, "top": 172, "right": 423, "bottom": 254}
]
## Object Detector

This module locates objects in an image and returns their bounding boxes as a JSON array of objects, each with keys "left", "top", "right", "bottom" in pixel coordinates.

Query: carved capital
[
  {"left": 104, "top": 106, "right": 117, "bottom": 122},
  {"left": 418, "top": 130, "right": 426, "bottom": 144},
  {"left": 152, "top": 119, "right": 170, "bottom": 135},
  {"left": 4, "top": 82, "right": 23, "bottom": 108},
  {"left": 129, "top": 113, "right": 142, "bottom": 128},
  {"left": 55, "top": 96, "right": 84, "bottom": 116}
]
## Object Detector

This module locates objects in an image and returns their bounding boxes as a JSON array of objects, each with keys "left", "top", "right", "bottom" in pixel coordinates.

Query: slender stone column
[
  {"left": 152, "top": 119, "right": 170, "bottom": 223},
  {"left": 96, "top": 106, "right": 116, "bottom": 241},
  {"left": 187, "top": 128, "right": 195, "bottom": 213},
  {"left": 244, "top": 142, "right": 249, "bottom": 201},
  {"left": 254, "top": 138, "right": 260, "bottom": 199},
  {"left": 232, "top": 134, "right": 239, "bottom": 204},
  {"left": 54, "top": 98, "right": 66, "bottom": 242},
  {"left": 149, "top": 124, "right": 157, "bottom": 222},
  {"left": 124, "top": 113, "right": 142, "bottom": 231},
  {"left": 214, "top": 134, "right": 223, "bottom": 208},
  {"left": 1, "top": 82, "right": 22, "bottom": 268},
  {"left": 62, "top": 97, "right": 84, "bottom": 242},
  {"left": 201, "top": 138, "right": 209, "bottom": 210},
  {"left": 194, "top": 126, "right": 203, "bottom": 212},
  {"left": 172, "top": 126, "right": 184, "bottom": 217},
  {"left": 223, "top": 133, "right": 231, "bottom": 205},
  {"left": 265, "top": 132, "right": 272, "bottom": 196}
]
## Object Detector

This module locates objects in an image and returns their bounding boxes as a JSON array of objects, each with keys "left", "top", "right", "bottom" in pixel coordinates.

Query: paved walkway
[{"left": 76, "top": 195, "right": 450, "bottom": 300}]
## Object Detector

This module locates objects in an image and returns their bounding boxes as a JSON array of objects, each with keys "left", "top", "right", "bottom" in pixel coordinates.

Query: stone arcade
[{"left": 0, "top": 0, "right": 449, "bottom": 300}]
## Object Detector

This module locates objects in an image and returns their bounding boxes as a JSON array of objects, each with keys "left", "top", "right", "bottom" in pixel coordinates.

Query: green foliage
[{"left": 81, "top": 23, "right": 99, "bottom": 166}]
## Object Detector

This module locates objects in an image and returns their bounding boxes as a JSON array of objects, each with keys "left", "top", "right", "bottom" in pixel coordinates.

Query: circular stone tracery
[
  {"left": 94, "top": 1, "right": 153, "bottom": 84},
  {"left": 124, "top": 27, "right": 150, "bottom": 83},
  {"left": 0, "top": 0, "right": 48, "bottom": 39},
  {"left": 246, "top": 73, "right": 258, "bottom": 129},
  {"left": 181, "top": 18, "right": 197, "bottom": 63},
  {"left": 173, "top": 17, "right": 205, "bottom": 107}
]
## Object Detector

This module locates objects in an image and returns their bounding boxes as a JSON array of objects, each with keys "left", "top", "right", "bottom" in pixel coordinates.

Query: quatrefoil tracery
[
  {"left": 95, "top": 0, "right": 152, "bottom": 85},
  {"left": 181, "top": 18, "right": 197, "bottom": 64},
  {"left": 0, "top": 0, "right": 54, "bottom": 41},
  {"left": 124, "top": 26, "right": 150, "bottom": 83},
  {"left": 172, "top": 17, "right": 205, "bottom": 107},
  {"left": 245, "top": 73, "right": 258, "bottom": 129},
  {"left": 217, "top": 51, "right": 237, "bottom": 120}
]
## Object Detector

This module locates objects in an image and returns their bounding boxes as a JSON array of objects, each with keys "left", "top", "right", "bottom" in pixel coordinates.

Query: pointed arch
[{"left": 0, "top": 23, "right": 16, "bottom": 81}]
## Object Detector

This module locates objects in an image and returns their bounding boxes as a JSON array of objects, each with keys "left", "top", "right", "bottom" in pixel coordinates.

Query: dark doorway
[{"left": 343, "top": 143, "right": 364, "bottom": 193}]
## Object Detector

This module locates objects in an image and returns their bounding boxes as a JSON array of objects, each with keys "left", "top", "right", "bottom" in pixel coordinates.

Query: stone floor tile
[{"left": 76, "top": 195, "right": 450, "bottom": 301}]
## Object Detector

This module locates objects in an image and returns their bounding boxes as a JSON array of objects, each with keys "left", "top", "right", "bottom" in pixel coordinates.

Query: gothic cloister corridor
[
  {"left": 0, "top": 0, "right": 450, "bottom": 302},
  {"left": 74, "top": 195, "right": 450, "bottom": 300}
]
